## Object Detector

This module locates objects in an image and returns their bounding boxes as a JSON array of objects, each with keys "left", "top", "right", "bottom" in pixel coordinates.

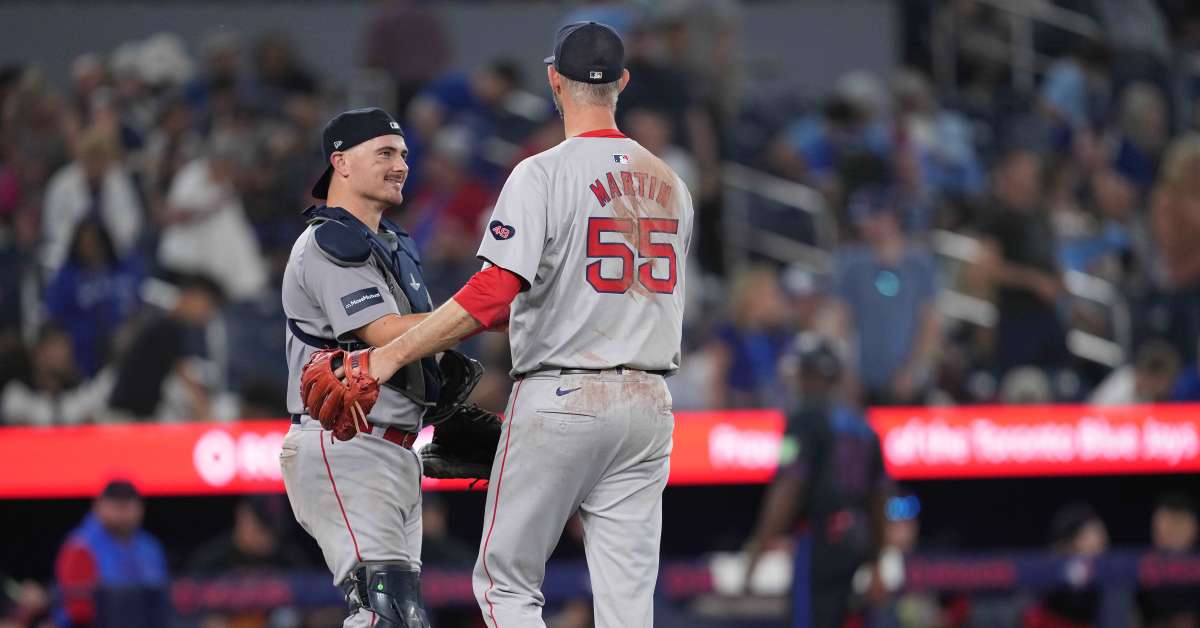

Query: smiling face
[{"left": 331, "top": 134, "right": 410, "bottom": 207}]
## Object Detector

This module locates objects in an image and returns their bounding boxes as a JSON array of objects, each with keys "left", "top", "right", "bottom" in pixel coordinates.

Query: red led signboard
[{"left": 0, "top": 405, "right": 1196, "bottom": 497}]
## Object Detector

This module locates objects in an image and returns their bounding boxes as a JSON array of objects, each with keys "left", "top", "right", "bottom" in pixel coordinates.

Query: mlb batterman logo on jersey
[{"left": 613, "top": 153, "right": 631, "bottom": 164}]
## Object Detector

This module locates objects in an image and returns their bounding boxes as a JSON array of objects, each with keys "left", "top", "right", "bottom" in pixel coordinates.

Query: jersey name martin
[{"left": 588, "top": 170, "right": 673, "bottom": 210}]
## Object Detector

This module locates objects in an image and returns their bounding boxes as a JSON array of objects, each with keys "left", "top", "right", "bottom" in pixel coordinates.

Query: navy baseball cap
[
  {"left": 99, "top": 479, "right": 141, "bottom": 500},
  {"left": 543, "top": 22, "right": 625, "bottom": 84},
  {"left": 311, "top": 107, "right": 404, "bottom": 199}
]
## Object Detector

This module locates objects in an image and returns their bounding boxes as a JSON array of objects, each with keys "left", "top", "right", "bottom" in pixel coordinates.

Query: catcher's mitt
[
  {"left": 300, "top": 348, "right": 379, "bottom": 441},
  {"left": 419, "top": 403, "right": 502, "bottom": 479},
  {"left": 424, "top": 350, "right": 484, "bottom": 425}
]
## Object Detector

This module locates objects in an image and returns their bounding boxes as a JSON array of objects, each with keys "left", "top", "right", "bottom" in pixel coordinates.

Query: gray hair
[{"left": 560, "top": 76, "right": 621, "bottom": 108}]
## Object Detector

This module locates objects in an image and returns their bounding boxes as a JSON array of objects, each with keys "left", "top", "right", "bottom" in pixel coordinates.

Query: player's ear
[
  {"left": 618, "top": 68, "right": 630, "bottom": 93},
  {"left": 547, "top": 66, "right": 561, "bottom": 93},
  {"left": 331, "top": 152, "right": 350, "bottom": 177}
]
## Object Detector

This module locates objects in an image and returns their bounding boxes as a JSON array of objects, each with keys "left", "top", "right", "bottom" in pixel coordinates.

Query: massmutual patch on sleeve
[{"left": 340, "top": 287, "right": 384, "bottom": 315}]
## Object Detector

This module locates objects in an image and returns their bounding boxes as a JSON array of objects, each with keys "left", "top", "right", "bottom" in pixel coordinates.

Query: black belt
[{"left": 516, "top": 366, "right": 670, "bottom": 379}]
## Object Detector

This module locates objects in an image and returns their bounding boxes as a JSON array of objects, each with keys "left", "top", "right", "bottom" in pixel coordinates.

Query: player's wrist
[{"left": 368, "top": 345, "right": 403, "bottom": 382}]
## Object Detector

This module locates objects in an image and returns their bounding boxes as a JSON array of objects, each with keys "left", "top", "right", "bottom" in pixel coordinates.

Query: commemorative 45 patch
[{"left": 489, "top": 220, "right": 516, "bottom": 240}]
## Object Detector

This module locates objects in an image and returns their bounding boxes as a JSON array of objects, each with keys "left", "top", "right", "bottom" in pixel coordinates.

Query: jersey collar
[{"left": 574, "top": 129, "right": 626, "bottom": 138}]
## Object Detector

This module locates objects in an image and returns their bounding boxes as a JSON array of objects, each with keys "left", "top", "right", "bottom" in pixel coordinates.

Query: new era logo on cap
[
  {"left": 390, "top": 122, "right": 400, "bottom": 130},
  {"left": 333, "top": 140, "right": 343, "bottom": 149}
]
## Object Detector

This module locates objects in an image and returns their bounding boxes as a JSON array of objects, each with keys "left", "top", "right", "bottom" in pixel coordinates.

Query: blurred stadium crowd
[
  {"left": 2, "top": 0, "right": 1200, "bottom": 626},
  {"left": 3, "top": 1, "right": 1200, "bottom": 428}
]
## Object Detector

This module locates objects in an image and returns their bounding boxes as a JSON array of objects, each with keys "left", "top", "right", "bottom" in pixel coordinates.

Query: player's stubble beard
[{"left": 551, "top": 89, "right": 565, "bottom": 119}]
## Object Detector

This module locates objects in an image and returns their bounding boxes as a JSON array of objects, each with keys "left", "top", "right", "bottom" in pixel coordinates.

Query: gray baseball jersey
[
  {"left": 279, "top": 218, "right": 425, "bottom": 628},
  {"left": 477, "top": 133, "right": 693, "bottom": 376},
  {"left": 282, "top": 225, "right": 422, "bottom": 430},
  {"left": 471, "top": 131, "right": 692, "bottom": 628}
]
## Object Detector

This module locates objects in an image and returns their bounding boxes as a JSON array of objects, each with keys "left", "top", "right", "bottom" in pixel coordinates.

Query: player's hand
[
  {"left": 331, "top": 351, "right": 393, "bottom": 385},
  {"left": 301, "top": 348, "right": 379, "bottom": 440}
]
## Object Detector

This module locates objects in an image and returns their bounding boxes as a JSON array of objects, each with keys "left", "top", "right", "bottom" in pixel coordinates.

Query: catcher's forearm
[
  {"left": 355, "top": 312, "right": 431, "bottom": 348},
  {"left": 373, "top": 298, "right": 482, "bottom": 380}
]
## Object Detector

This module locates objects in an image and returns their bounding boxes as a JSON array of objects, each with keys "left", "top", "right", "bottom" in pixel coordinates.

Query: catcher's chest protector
[{"left": 303, "top": 204, "right": 443, "bottom": 405}]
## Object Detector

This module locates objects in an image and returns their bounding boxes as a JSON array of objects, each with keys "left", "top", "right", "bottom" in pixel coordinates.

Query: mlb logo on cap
[
  {"left": 613, "top": 154, "right": 631, "bottom": 164},
  {"left": 589, "top": 71, "right": 603, "bottom": 80}
]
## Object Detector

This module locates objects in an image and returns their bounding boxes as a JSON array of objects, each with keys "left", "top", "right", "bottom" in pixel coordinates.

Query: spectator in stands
[
  {"left": 1148, "top": 137, "right": 1200, "bottom": 362},
  {"left": 1091, "top": 338, "right": 1181, "bottom": 405},
  {"left": 1138, "top": 493, "right": 1200, "bottom": 627},
  {"left": 420, "top": 60, "right": 550, "bottom": 189},
  {"left": 406, "top": 126, "right": 493, "bottom": 259},
  {"left": 646, "top": 0, "right": 744, "bottom": 123},
  {"left": 188, "top": 494, "right": 311, "bottom": 574},
  {"left": 187, "top": 494, "right": 330, "bottom": 628},
  {"left": 43, "top": 219, "right": 142, "bottom": 376},
  {"left": 67, "top": 54, "right": 107, "bottom": 123},
  {"left": 184, "top": 31, "right": 244, "bottom": 131},
  {"left": 706, "top": 265, "right": 793, "bottom": 408},
  {"left": 998, "top": 366, "right": 1056, "bottom": 405},
  {"left": 362, "top": 0, "right": 453, "bottom": 115},
  {"left": 891, "top": 68, "right": 985, "bottom": 201},
  {"left": 877, "top": 490, "right": 972, "bottom": 627},
  {"left": 420, "top": 494, "right": 475, "bottom": 569},
  {"left": 1, "top": 324, "right": 111, "bottom": 426},
  {"left": 1110, "top": 82, "right": 1169, "bottom": 193},
  {"left": 40, "top": 125, "right": 142, "bottom": 275},
  {"left": 1038, "top": 43, "right": 1112, "bottom": 151},
  {"left": 1151, "top": 136, "right": 1200, "bottom": 289},
  {"left": 1071, "top": 164, "right": 1147, "bottom": 282},
  {"left": 832, "top": 185, "right": 940, "bottom": 406},
  {"left": 250, "top": 33, "right": 317, "bottom": 104},
  {"left": 1025, "top": 502, "right": 1109, "bottom": 628},
  {"left": 106, "top": 274, "right": 222, "bottom": 422},
  {"left": 1170, "top": 337, "right": 1200, "bottom": 401},
  {"left": 743, "top": 333, "right": 889, "bottom": 628},
  {"left": 1044, "top": 155, "right": 1093, "bottom": 242},
  {"left": 138, "top": 94, "right": 203, "bottom": 220},
  {"left": 54, "top": 480, "right": 170, "bottom": 628},
  {"left": 2, "top": 69, "right": 71, "bottom": 196},
  {"left": 158, "top": 131, "right": 268, "bottom": 300},
  {"left": 625, "top": 106, "right": 699, "bottom": 195},
  {"left": 780, "top": 72, "right": 893, "bottom": 199},
  {"left": 0, "top": 575, "right": 50, "bottom": 626},
  {"left": 783, "top": 266, "right": 838, "bottom": 339},
  {"left": 617, "top": 20, "right": 693, "bottom": 139},
  {"left": 975, "top": 149, "right": 1068, "bottom": 376}
]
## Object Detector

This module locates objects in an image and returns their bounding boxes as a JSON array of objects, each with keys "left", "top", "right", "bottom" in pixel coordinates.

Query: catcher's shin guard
[{"left": 341, "top": 561, "right": 430, "bottom": 627}]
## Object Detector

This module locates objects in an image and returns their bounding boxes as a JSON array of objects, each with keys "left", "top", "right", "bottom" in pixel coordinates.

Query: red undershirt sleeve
[{"left": 452, "top": 265, "right": 523, "bottom": 329}]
